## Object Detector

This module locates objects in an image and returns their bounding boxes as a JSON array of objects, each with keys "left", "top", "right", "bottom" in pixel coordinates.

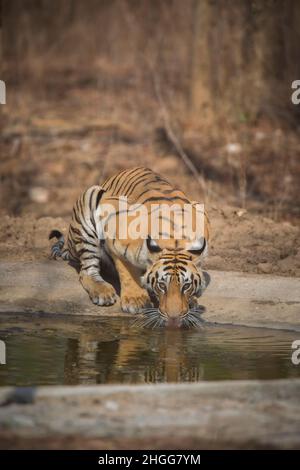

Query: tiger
[{"left": 49, "top": 167, "right": 210, "bottom": 327}]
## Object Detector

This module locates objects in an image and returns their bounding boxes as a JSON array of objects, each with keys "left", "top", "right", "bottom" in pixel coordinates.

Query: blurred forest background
[
  {"left": 0, "top": 0, "right": 300, "bottom": 219},
  {"left": 1, "top": 0, "right": 300, "bottom": 224}
]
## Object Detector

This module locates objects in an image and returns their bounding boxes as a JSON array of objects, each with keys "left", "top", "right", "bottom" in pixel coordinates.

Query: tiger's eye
[
  {"left": 158, "top": 282, "right": 166, "bottom": 293},
  {"left": 182, "top": 282, "right": 191, "bottom": 293}
]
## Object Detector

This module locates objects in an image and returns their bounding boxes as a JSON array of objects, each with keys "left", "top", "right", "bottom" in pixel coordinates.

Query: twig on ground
[{"left": 152, "top": 73, "right": 207, "bottom": 197}]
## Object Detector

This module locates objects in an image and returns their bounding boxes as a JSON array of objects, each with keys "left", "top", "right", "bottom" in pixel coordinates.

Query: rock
[
  {"left": 258, "top": 262, "right": 273, "bottom": 274},
  {"left": 29, "top": 187, "right": 49, "bottom": 204},
  {"left": 255, "top": 131, "right": 266, "bottom": 141},
  {"left": 236, "top": 209, "right": 247, "bottom": 217},
  {"left": 225, "top": 143, "right": 242, "bottom": 154},
  {"left": 277, "top": 257, "right": 296, "bottom": 274},
  {"left": 105, "top": 400, "right": 119, "bottom": 411}
]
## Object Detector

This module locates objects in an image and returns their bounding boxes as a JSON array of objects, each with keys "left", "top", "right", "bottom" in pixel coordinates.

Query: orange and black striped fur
[{"left": 49, "top": 167, "right": 210, "bottom": 327}]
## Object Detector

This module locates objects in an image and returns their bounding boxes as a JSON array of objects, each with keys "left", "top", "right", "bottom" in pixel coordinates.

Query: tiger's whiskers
[
  {"left": 131, "top": 306, "right": 203, "bottom": 329},
  {"left": 182, "top": 308, "right": 203, "bottom": 329},
  {"left": 131, "top": 307, "right": 165, "bottom": 329}
]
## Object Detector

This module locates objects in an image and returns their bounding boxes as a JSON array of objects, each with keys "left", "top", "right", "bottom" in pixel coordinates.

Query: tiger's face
[{"left": 141, "top": 236, "right": 207, "bottom": 327}]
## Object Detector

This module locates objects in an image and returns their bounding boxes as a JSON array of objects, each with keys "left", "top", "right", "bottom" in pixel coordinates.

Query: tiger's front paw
[
  {"left": 91, "top": 282, "right": 117, "bottom": 306},
  {"left": 121, "top": 292, "right": 152, "bottom": 314},
  {"left": 80, "top": 273, "right": 117, "bottom": 306}
]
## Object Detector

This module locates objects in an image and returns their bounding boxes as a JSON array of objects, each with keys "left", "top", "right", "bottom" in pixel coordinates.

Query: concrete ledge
[
  {"left": 0, "top": 261, "right": 299, "bottom": 330},
  {"left": 0, "top": 380, "right": 299, "bottom": 449}
]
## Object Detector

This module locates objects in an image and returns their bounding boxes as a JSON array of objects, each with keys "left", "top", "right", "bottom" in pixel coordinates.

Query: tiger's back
[{"left": 102, "top": 167, "right": 189, "bottom": 206}]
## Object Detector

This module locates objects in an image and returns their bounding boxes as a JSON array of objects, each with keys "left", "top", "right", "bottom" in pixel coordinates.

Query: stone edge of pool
[
  {"left": 0, "top": 379, "right": 300, "bottom": 449},
  {"left": 0, "top": 261, "right": 299, "bottom": 331}
]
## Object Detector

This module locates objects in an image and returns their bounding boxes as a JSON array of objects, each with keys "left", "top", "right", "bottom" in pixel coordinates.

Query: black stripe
[
  {"left": 176, "top": 265, "right": 187, "bottom": 272},
  {"left": 162, "top": 259, "right": 188, "bottom": 266},
  {"left": 124, "top": 170, "right": 149, "bottom": 196},
  {"left": 136, "top": 242, "right": 143, "bottom": 260},
  {"left": 81, "top": 263, "right": 99, "bottom": 271},
  {"left": 140, "top": 195, "right": 190, "bottom": 204},
  {"left": 131, "top": 181, "right": 172, "bottom": 200},
  {"left": 84, "top": 240, "right": 99, "bottom": 248},
  {"left": 115, "top": 168, "right": 148, "bottom": 195},
  {"left": 69, "top": 226, "right": 98, "bottom": 247},
  {"left": 114, "top": 175, "right": 128, "bottom": 195},
  {"left": 89, "top": 188, "right": 96, "bottom": 212},
  {"left": 81, "top": 254, "right": 101, "bottom": 261},
  {"left": 126, "top": 175, "right": 157, "bottom": 198},
  {"left": 160, "top": 254, "right": 190, "bottom": 259},
  {"left": 163, "top": 265, "right": 174, "bottom": 271},
  {"left": 77, "top": 247, "right": 98, "bottom": 257},
  {"left": 120, "top": 168, "right": 145, "bottom": 194},
  {"left": 110, "top": 170, "right": 128, "bottom": 193},
  {"left": 89, "top": 190, "right": 97, "bottom": 233},
  {"left": 69, "top": 226, "right": 82, "bottom": 237},
  {"left": 73, "top": 210, "right": 96, "bottom": 239},
  {"left": 104, "top": 173, "right": 121, "bottom": 192},
  {"left": 78, "top": 195, "right": 84, "bottom": 215},
  {"left": 123, "top": 244, "right": 129, "bottom": 259},
  {"left": 90, "top": 214, "right": 97, "bottom": 233},
  {"left": 75, "top": 202, "right": 97, "bottom": 238},
  {"left": 96, "top": 189, "right": 105, "bottom": 207}
]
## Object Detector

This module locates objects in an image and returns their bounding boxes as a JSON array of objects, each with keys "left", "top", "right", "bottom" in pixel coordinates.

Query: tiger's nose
[
  {"left": 166, "top": 316, "right": 182, "bottom": 328},
  {"left": 159, "top": 296, "right": 188, "bottom": 317},
  {"left": 159, "top": 303, "right": 188, "bottom": 324},
  {"left": 159, "top": 301, "right": 187, "bottom": 316}
]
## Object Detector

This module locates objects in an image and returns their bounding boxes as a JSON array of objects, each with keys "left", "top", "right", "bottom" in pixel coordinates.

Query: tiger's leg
[
  {"left": 79, "top": 264, "right": 117, "bottom": 306},
  {"left": 67, "top": 186, "right": 117, "bottom": 307},
  {"left": 112, "top": 256, "right": 151, "bottom": 313},
  {"left": 68, "top": 217, "right": 117, "bottom": 306}
]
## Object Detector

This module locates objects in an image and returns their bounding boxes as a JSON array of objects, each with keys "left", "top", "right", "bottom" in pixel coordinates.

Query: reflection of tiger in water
[{"left": 50, "top": 167, "right": 210, "bottom": 327}]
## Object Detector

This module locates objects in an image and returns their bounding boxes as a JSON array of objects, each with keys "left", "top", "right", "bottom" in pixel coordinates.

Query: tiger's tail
[{"left": 49, "top": 230, "right": 70, "bottom": 260}]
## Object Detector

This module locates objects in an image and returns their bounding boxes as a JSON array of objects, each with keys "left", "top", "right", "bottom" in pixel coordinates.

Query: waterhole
[{"left": 0, "top": 313, "right": 299, "bottom": 385}]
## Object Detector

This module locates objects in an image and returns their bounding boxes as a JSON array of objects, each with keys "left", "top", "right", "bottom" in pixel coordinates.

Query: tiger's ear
[
  {"left": 146, "top": 235, "right": 162, "bottom": 253},
  {"left": 187, "top": 237, "right": 207, "bottom": 257}
]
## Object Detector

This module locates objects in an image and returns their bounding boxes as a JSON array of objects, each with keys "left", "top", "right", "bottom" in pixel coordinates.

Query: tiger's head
[{"left": 141, "top": 235, "right": 207, "bottom": 327}]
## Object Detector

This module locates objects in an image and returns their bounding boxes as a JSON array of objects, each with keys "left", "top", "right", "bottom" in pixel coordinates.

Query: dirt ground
[{"left": 1, "top": 84, "right": 300, "bottom": 277}]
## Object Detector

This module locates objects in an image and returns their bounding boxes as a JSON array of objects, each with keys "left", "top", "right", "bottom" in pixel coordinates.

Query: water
[{"left": 0, "top": 313, "right": 299, "bottom": 386}]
